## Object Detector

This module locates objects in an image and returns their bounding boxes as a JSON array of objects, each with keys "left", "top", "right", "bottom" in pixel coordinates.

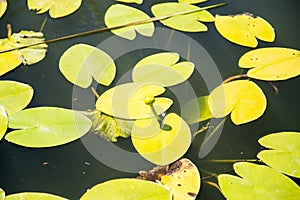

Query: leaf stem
[
  {"left": 222, "top": 74, "right": 249, "bottom": 84},
  {"left": 199, "top": 159, "right": 259, "bottom": 163},
  {"left": 7, "top": 24, "right": 12, "bottom": 39}
]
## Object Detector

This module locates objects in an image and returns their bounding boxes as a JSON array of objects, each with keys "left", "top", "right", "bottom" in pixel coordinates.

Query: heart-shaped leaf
[
  {"left": 6, "top": 107, "right": 92, "bottom": 148},
  {"left": 59, "top": 43, "right": 116, "bottom": 88},
  {"left": 0, "top": 106, "right": 8, "bottom": 141},
  {"left": 5, "top": 192, "right": 67, "bottom": 200},
  {"left": 0, "top": 0, "right": 7, "bottom": 18}
]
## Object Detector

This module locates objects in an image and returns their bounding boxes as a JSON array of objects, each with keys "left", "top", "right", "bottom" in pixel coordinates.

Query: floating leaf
[
  {"left": 182, "top": 95, "right": 212, "bottom": 124},
  {"left": 6, "top": 107, "right": 92, "bottom": 148},
  {"left": 0, "top": 80, "right": 33, "bottom": 115},
  {"left": 80, "top": 178, "right": 172, "bottom": 200},
  {"left": 239, "top": 47, "right": 300, "bottom": 81},
  {"left": 208, "top": 80, "right": 266, "bottom": 125},
  {"left": 27, "top": 0, "right": 82, "bottom": 18},
  {"left": 96, "top": 82, "right": 173, "bottom": 119},
  {"left": 178, "top": 0, "right": 207, "bottom": 4},
  {"left": 59, "top": 43, "right": 116, "bottom": 88},
  {"left": 0, "top": 188, "right": 4, "bottom": 200},
  {"left": 161, "top": 158, "right": 201, "bottom": 200},
  {"left": 0, "top": 0, "right": 7, "bottom": 18},
  {"left": 132, "top": 52, "right": 194, "bottom": 87},
  {"left": 131, "top": 113, "right": 191, "bottom": 165},
  {"left": 5, "top": 192, "right": 67, "bottom": 200},
  {"left": 115, "top": 0, "right": 143, "bottom": 4},
  {"left": 218, "top": 162, "right": 300, "bottom": 200},
  {"left": 215, "top": 13, "right": 275, "bottom": 47},
  {"left": 0, "top": 106, "right": 8, "bottom": 141},
  {"left": 151, "top": 2, "right": 214, "bottom": 32},
  {"left": 257, "top": 132, "right": 300, "bottom": 178},
  {"left": 104, "top": 4, "right": 154, "bottom": 40}
]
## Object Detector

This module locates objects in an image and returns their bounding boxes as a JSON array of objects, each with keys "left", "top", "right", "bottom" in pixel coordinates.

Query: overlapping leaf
[
  {"left": 59, "top": 43, "right": 116, "bottom": 88},
  {"left": 6, "top": 107, "right": 92, "bottom": 148},
  {"left": 5, "top": 192, "right": 67, "bottom": 200},
  {"left": 208, "top": 80, "right": 267, "bottom": 125},
  {"left": 0, "top": 0, "right": 7, "bottom": 18},
  {"left": 27, "top": 0, "right": 82, "bottom": 18},
  {"left": 257, "top": 132, "right": 300, "bottom": 178},
  {"left": 151, "top": 2, "right": 214, "bottom": 32},
  {"left": 215, "top": 13, "right": 275, "bottom": 47},
  {"left": 104, "top": 4, "right": 154, "bottom": 40},
  {"left": 0, "top": 106, "right": 7, "bottom": 141},
  {"left": 132, "top": 52, "right": 194, "bottom": 87},
  {"left": 218, "top": 162, "right": 300, "bottom": 200},
  {"left": 239, "top": 47, "right": 300, "bottom": 81}
]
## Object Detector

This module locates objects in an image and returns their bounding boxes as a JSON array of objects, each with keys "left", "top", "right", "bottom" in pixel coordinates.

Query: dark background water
[{"left": 0, "top": 0, "right": 299, "bottom": 199}]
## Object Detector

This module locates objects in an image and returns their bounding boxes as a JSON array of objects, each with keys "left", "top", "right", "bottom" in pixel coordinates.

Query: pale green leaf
[
  {"left": 131, "top": 113, "right": 191, "bottom": 165},
  {"left": 178, "top": 0, "right": 207, "bottom": 4},
  {"left": 104, "top": 4, "right": 154, "bottom": 40},
  {"left": 6, "top": 107, "right": 92, "bottom": 148},
  {"left": 0, "top": 106, "right": 8, "bottom": 141},
  {"left": 115, "top": 0, "right": 143, "bottom": 4},
  {"left": 239, "top": 47, "right": 300, "bottom": 81},
  {"left": 0, "top": 188, "right": 4, "bottom": 200},
  {"left": 5, "top": 192, "right": 67, "bottom": 200},
  {"left": 0, "top": 80, "right": 33, "bottom": 115},
  {"left": 257, "top": 132, "right": 300, "bottom": 178},
  {"left": 96, "top": 82, "right": 173, "bottom": 119},
  {"left": 215, "top": 13, "right": 275, "bottom": 47},
  {"left": 218, "top": 162, "right": 300, "bottom": 200},
  {"left": 59, "top": 43, "right": 116, "bottom": 88},
  {"left": 151, "top": 2, "right": 214, "bottom": 32},
  {"left": 27, "top": 0, "right": 82, "bottom": 18},
  {"left": 80, "top": 178, "right": 172, "bottom": 200},
  {"left": 0, "top": 0, "right": 7, "bottom": 18}
]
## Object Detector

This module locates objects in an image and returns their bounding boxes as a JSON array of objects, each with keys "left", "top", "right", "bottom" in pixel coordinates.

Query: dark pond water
[{"left": 0, "top": 0, "right": 299, "bottom": 199}]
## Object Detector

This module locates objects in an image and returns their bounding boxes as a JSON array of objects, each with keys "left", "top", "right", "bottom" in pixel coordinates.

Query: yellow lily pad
[
  {"left": 5, "top": 192, "right": 67, "bottom": 200},
  {"left": 0, "top": 106, "right": 7, "bottom": 141},
  {"left": 178, "top": 0, "right": 207, "bottom": 4},
  {"left": 115, "top": 0, "right": 143, "bottom": 4},
  {"left": 0, "top": 0, "right": 7, "bottom": 18}
]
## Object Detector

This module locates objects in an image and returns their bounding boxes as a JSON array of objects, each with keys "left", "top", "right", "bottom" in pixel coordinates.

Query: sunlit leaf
[
  {"left": 5, "top": 192, "right": 67, "bottom": 200},
  {"left": 104, "top": 4, "right": 154, "bottom": 40},
  {"left": 257, "top": 132, "right": 300, "bottom": 178},
  {"left": 27, "top": 0, "right": 82, "bottom": 18},
  {"left": 215, "top": 13, "right": 275, "bottom": 47},
  {"left": 131, "top": 113, "right": 191, "bottom": 165},
  {"left": 0, "top": 0, "right": 7, "bottom": 18},
  {"left": 239, "top": 47, "right": 300, "bottom": 81},
  {"left": 132, "top": 52, "right": 194, "bottom": 87},
  {"left": 6, "top": 107, "right": 92, "bottom": 148},
  {"left": 178, "top": 0, "right": 207, "bottom": 4},
  {"left": 115, "top": 0, "right": 143, "bottom": 4},
  {"left": 0, "top": 80, "right": 33, "bottom": 115},
  {"left": 218, "top": 162, "right": 300, "bottom": 200},
  {"left": 151, "top": 2, "right": 214, "bottom": 32},
  {"left": 0, "top": 188, "right": 4, "bottom": 200},
  {"left": 161, "top": 158, "right": 201, "bottom": 200},
  {"left": 208, "top": 80, "right": 266, "bottom": 125},
  {"left": 96, "top": 82, "right": 173, "bottom": 119},
  {"left": 182, "top": 95, "right": 212, "bottom": 124},
  {"left": 0, "top": 106, "right": 8, "bottom": 141},
  {"left": 80, "top": 178, "right": 172, "bottom": 200},
  {"left": 59, "top": 43, "right": 116, "bottom": 88}
]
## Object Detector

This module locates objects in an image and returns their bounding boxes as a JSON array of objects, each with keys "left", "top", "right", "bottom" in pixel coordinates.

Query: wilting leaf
[
  {"left": 80, "top": 178, "right": 172, "bottom": 200},
  {"left": 6, "top": 107, "right": 92, "bottom": 148},
  {"left": 0, "top": 30, "right": 47, "bottom": 75},
  {"left": 0, "top": 106, "right": 7, "bottom": 141},
  {"left": 218, "top": 162, "right": 300, "bottom": 200},
  {"left": 239, "top": 47, "right": 300, "bottom": 81},
  {"left": 96, "top": 82, "right": 173, "bottom": 119},
  {"left": 27, "top": 0, "right": 82, "bottom": 18},
  {"left": 0, "top": 0, "right": 7, "bottom": 18},
  {"left": 208, "top": 80, "right": 266, "bottom": 125},
  {"left": 0, "top": 187, "right": 4, "bottom": 200},
  {"left": 132, "top": 52, "right": 194, "bottom": 87},
  {"left": 115, "top": 0, "right": 143, "bottom": 4},
  {"left": 0, "top": 80, "right": 33, "bottom": 115},
  {"left": 178, "top": 0, "right": 207, "bottom": 4},
  {"left": 5, "top": 192, "right": 67, "bottom": 200},
  {"left": 257, "top": 132, "right": 300, "bottom": 178},
  {"left": 151, "top": 2, "right": 214, "bottom": 32},
  {"left": 182, "top": 95, "right": 212, "bottom": 124},
  {"left": 161, "top": 158, "right": 201, "bottom": 200},
  {"left": 131, "top": 113, "right": 191, "bottom": 165},
  {"left": 104, "top": 4, "right": 154, "bottom": 40},
  {"left": 215, "top": 13, "right": 275, "bottom": 47},
  {"left": 59, "top": 43, "right": 116, "bottom": 88}
]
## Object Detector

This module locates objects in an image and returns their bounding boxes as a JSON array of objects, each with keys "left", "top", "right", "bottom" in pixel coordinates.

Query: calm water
[{"left": 0, "top": 0, "right": 299, "bottom": 199}]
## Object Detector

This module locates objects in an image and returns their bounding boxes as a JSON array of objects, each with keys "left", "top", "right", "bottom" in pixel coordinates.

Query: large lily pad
[{"left": 5, "top": 192, "right": 67, "bottom": 200}]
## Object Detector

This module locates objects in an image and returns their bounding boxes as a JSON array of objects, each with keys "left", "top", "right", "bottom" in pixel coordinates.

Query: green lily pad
[
  {"left": 0, "top": 188, "right": 4, "bottom": 200},
  {"left": 0, "top": 106, "right": 8, "bottom": 141},
  {"left": 5, "top": 192, "right": 67, "bottom": 200}
]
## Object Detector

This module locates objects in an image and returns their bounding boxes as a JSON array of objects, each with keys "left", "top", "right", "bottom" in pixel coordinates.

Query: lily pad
[
  {"left": 6, "top": 107, "right": 92, "bottom": 148},
  {"left": 5, "top": 192, "right": 67, "bottom": 200},
  {"left": 0, "top": 106, "right": 8, "bottom": 141},
  {"left": 0, "top": 188, "right": 4, "bottom": 200},
  {"left": 0, "top": 0, "right": 7, "bottom": 18},
  {"left": 178, "top": 0, "right": 207, "bottom": 4},
  {"left": 59, "top": 43, "right": 116, "bottom": 88},
  {"left": 115, "top": 0, "right": 143, "bottom": 4}
]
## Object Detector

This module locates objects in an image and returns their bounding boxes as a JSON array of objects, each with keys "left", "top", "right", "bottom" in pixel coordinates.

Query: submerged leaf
[
  {"left": 27, "top": 0, "right": 82, "bottom": 18},
  {"left": 104, "top": 4, "right": 154, "bottom": 40},
  {"left": 257, "top": 132, "right": 300, "bottom": 178},
  {"left": 208, "top": 80, "right": 266, "bottom": 125},
  {"left": 239, "top": 47, "right": 300, "bottom": 81},
  {"left": 0, "top": 0, "right": 7, "bottom": 18},
  {"left": 132, "top": 52, "right": 194, "bottom": 87},
  {"left": 151, "top": 2, "right": 214, "bottom": 32},
  {"left": 59, "top": 43, "right": 116, "bottom": 88},
  {"left": 215, "top": 13, "right": 275, "bottom": 47},
  {"left": 80, "top": 178, "right": 172, "bottom": 200},
  {"left": 5, "top": 192, "right": 67, "bottom": 200},
  {"left": 115, "top": 0, "right": 143, "bottom": 4},
  {"left": 0, "top": 106, "right": 8, "bottom": 141},
  {"left": 218, "top": 162, "right": 300, "bottom": 200},
  {"left": 0, "top": 80, "right": 33, "bottom": 115},
  {"left": 6, "top": 107, "right": 92, "bottom": 148}
]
